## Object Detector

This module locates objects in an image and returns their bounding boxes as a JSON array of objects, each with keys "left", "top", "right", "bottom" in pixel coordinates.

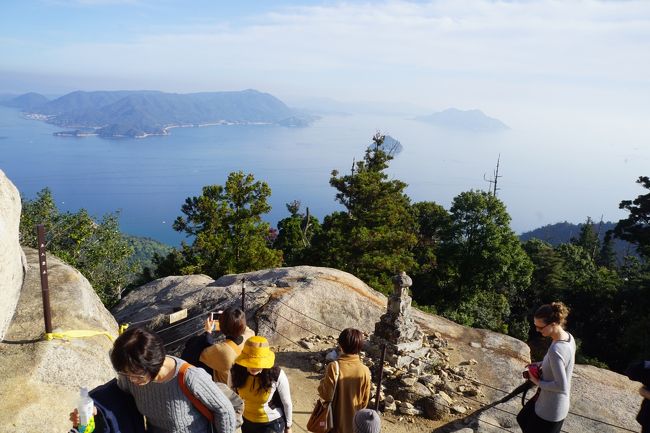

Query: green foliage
[
  {"left": 614, "top": 176, "right": 650, "bottom": 258},
  {"left": 308, "top": 133, "right": 417, "bottom": 293},
  {"left": 431, "top": 191, "right": 533, "bottom": 331},
  {"left": 571, "top": 217, "right": 600, "bottom": 259},
  {"left": 159, "top": 171, "right": 282, "bottom": 278},
  {"left": 274, "top": 201, "right": 321, "bottom": 266},
  {"left": 19, "top": 188, "right": 134, "bottom": 307},
  {"left": 446, "top": 290, "right": 511, "bottom": 334}
]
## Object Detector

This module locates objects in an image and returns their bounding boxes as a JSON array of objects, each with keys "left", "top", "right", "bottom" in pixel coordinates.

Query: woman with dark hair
[
  {"left": 200, "top": 307, "right": 255, "bottom": 385},
  {"left": 318, "top": 328, "right": 371, "bottom": 433},
  {"left": 99, "top": 327, "right": 236, "bottom": 433},
  {"left": 231, "top": 336, "right": 293, "bottom": 433},
  {"left": 517, "top": 302, "right": 576, "bottom": 433}
]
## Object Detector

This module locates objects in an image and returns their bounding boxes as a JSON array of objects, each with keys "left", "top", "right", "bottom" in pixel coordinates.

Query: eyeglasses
[
  {"left": 534, "top": 322, "right": 551, "bottom": 331},
  {"left": 118, "top": 371, "right": 151, "bottom": 383}
]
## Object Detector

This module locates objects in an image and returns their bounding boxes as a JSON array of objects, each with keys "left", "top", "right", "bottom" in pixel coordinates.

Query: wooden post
[
  {"left": 241, "top": 277, "right": 246, "bottom": 311},
  {"left": 37, "top": 225, "right": 53, "bottom": 335},
  {"left": 374, "top": 344, "right": 387, "bottom": 411}
]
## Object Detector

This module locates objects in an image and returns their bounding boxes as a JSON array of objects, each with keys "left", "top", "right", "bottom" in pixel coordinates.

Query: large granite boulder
[
  {"left": 0, "top": 169, "right": 24, "bottom": 340},
  {"left": 0, "top": 248, "right": 118, "bottom": 433},
  {"left": 112, "top": 266, "right": 387, "bottom": 350},
  {"left": 115, "top": 267, "right": 643, "bottom": 432}
]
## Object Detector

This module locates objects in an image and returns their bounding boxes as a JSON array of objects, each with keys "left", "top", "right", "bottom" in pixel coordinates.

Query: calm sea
[{"left": 1, "top": 106, "right": 647, "bottom": 245}]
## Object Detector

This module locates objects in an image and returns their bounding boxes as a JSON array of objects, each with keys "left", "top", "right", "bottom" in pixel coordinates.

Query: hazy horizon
[{"left": 1, "top": 0, "right": 649, "bottom": 240}]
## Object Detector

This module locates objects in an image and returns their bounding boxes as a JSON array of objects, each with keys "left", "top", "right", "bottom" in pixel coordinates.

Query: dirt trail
[{"left": 274, "top": 345, "right": 447, "bottom": 433}]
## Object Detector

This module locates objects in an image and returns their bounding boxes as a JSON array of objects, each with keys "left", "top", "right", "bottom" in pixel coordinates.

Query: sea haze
[{"left": 0, "top": 105, "right": 647, "bottom": 245}]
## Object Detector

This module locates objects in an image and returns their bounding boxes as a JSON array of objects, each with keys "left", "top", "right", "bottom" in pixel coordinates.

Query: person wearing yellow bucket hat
[{"left": 231, "top": 336, "right": 293, "bottom": 433}]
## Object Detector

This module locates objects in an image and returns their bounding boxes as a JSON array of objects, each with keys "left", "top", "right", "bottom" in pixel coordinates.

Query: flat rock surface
[{"left": 0, "top": 248, "right": 118, "bottom": 433}]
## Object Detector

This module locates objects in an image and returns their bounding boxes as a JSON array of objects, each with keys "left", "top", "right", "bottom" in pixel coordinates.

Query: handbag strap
[
  {"left": 224, "top": 339, "right": 242, "bottom": 355},
  {"left": 330, "top": 361, "right": 340, "bottom": 400},
  {"left": 178, "top": 362, "right": 215, "bottom": 422}
]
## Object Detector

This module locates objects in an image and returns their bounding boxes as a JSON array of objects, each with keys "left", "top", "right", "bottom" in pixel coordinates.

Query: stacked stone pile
[{"left": 299, "top": 331, "right": 483, "bottom": 422}]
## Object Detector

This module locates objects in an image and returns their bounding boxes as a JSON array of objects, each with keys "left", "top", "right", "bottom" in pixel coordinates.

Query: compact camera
[{"left": 522, "top": 363, "right": 541, "bottom": 380}]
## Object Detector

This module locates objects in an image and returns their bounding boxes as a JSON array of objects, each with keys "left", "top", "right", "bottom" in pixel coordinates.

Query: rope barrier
[
  {"left": 259, "top": 314, "right": 519, "bottom": 433},
  {"left": 257, "top": 295, "right": 640, "bottom": 433},
  {"left": 257, "top": 286, "right": 343, "bottom": 332},
  {"left": 110, "top": 282, "right": 640, "bottom": 433}
]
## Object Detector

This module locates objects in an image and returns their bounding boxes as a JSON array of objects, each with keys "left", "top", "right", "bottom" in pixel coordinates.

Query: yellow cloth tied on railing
[{"left": 44, "top": 330, "right": 115, "bottom": 342}]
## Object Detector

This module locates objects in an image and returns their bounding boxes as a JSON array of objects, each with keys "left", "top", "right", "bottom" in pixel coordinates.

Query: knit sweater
[
  {"left": 318, "top": 354, "right": 371, "bottom": 433},
  {"left": 535, "top": 333, "right": 576, "bottom": 422},
  {"left": 117, "top": 356, "right": 237, "bottom": 433},
  {"left": 200, "top": 327, "right": 255, "bottom": 385}
]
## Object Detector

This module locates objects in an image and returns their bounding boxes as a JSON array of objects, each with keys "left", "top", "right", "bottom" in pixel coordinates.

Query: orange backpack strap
[
  {"left": 225, "top": 339, "right": 242, "bottom": 356},
  {"left": 178, "top": 362, "right": 215, "bottom": 422}
]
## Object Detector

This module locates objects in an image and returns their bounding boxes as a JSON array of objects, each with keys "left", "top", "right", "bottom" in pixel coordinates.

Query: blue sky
[{"left": 1, "top": 0, "right": 650, "bottom": 123}]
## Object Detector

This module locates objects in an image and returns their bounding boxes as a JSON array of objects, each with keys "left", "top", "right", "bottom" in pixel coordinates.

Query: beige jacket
[
  {"left": 200, "top": 327, "right": 255, "bottom": 385},
  {"left": 318, "top": 354, "right": 371, "bottom": 433}
]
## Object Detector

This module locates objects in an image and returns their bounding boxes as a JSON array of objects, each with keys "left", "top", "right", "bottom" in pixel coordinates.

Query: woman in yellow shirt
[{"left": 231, "top": 336, "right": 293, "bottom": 433}]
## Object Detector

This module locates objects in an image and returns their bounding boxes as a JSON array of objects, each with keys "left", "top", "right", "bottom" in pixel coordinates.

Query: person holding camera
[
  {"left": 200, "top": 307, "right": 256, "bottom": 386},
  {"left": 517, "top": 302, "right": 576, "bottom": 433}
]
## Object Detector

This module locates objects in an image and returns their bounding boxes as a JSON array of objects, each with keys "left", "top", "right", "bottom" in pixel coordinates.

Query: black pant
[
  {"left": 517, "top": 399, "right": 564, "bottom": 433},
  {"left": 241, "top": 417, "right": 285, "bottom": 433}
]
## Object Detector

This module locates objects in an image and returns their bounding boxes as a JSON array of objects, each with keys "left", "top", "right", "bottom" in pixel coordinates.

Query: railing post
[
  {"left": 374, "top": 344, "right": 387, "bottom": 411},
  {"left": 241, "top": 277, "right": 246, "bottom": 311},
  {"left": 37, "top": 224, "right": 53, "bottom": 335}
]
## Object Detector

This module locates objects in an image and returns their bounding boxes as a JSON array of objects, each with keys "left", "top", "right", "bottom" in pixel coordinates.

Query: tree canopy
[{"left": 20, "top": 188, "right": 134, "bottom": 307}]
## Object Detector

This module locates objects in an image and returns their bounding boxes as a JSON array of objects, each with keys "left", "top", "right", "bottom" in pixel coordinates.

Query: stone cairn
[
  {"left": 371, "top": 271, "right": 426, "bottom": 367},
  {"left": 298, "top": 271, "right": 483, "bottom": 421}
]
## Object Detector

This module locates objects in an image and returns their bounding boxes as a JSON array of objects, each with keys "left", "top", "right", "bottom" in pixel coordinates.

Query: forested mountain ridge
[
  {"left": 2, "top": 89, "right": 315, "bottom": 138},
  {"left": 520, "top": 221, "right": 635, "bottom": 259}
]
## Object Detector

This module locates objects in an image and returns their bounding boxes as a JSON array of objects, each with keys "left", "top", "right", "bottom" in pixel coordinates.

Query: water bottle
[{"left": 77, "top": 387, "right": 95, "bottom": 433}]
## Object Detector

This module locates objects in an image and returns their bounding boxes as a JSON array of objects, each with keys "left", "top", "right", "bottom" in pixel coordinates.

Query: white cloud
[{"left": 4, "top": 0, "right": 650, "bottom": 119}]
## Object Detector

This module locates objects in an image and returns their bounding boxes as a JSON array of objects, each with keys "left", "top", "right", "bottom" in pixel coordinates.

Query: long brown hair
[{"left": 230, "top": 364, "right": 281, "bottom": 394}]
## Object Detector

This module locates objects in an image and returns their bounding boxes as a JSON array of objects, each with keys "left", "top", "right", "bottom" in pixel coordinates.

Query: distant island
[
  {"left": 414, "top": 108, "right": 509, "bottom": 132},
  {"left": 1, "top": 89, "right": 317, "bottom": 138}
]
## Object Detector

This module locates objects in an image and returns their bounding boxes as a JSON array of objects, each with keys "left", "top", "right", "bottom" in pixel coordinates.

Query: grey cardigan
[
  {"left": 118, "top": 356, "right": 237, "bottom": 433},
  {"left": 535, "top": 333, "right": 576, "bottom": 422}
]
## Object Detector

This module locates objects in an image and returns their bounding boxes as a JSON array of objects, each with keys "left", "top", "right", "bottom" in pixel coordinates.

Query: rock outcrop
[
  {"left": 0, "top": 169, "right": 24, "bottom": 340},
  {"left": 0, "top": 248, "right": 118, "bottom": 433},
  {"left": 117, "top": 267, "right": 645, "bottom": 433},
  {"left": 113, "top": 266, "right": 387, "bottom": 350}
]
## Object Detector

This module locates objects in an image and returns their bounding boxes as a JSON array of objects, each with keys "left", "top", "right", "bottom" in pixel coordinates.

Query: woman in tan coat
[
  {"left": 200, "top": 307, "right": 255, "bottom": 385},
  {"left": 318, "top": 328, "right": 371, "bottom": 433}
]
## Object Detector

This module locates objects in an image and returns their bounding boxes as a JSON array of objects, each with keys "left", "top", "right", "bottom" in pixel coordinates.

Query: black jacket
[
  {"left": 625, "top": 361, "right": 650, "bottom": 429},
  {"left": 89, "top": 379, "right": 145, "bottom": 433}
]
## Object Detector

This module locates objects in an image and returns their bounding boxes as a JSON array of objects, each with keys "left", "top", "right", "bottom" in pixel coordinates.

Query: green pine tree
[
  {"left": 309, "top": 133, "right": 417, "bottom": 293},
  {"left": 169, "top": 171, "right": 282, "bottom": 277}
]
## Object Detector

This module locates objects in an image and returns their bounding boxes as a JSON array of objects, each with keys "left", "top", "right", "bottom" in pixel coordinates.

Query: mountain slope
[
  {"left": 415, "top": 108, "right": 509, "bottom": 132},
  {"left": 10, "top": 89, "right": 314, "bottom": 138}
]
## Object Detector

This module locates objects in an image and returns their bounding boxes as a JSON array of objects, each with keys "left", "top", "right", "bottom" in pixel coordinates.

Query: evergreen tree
[
  {"left": 274, "top": 201, "right": 321, "bottom": 266},
  {"left": 432, "top": 190, "right": 533, "bottom": 336},
  {"left": 597, "top": 231, "right": 618, "bottom": 269},
  {"left": 309, "top": 133, "right": 417, "bottom": 292},
  {"left": 170, "top": 171, "right": 282, "bottom": 277},
  {"left": 614, "top": 175, "right": 650, "bottom": 258},
  {"left": 20, "top": 188, "right": 134, "bottom": 306},
  {"left": 572, "top": 217, "right": 600, "bottom": 259},
  {"left": 410, "top": 201, "right": 450, "bottom": 304}
]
